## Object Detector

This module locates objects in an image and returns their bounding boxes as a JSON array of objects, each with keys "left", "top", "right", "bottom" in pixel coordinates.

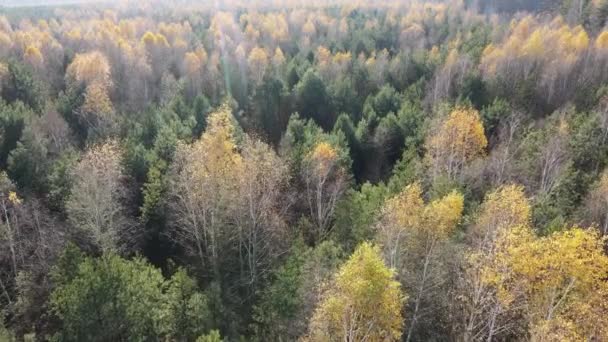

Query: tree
[
  {"left": 1, "top": 61, "right": 44, "bottom": 113},
  {"left": 374, "top": 182, "right": 464, "bottom": 341},
  {"left": 235, "top": 137, "right": 290, "bottom": 294},
  {"left": 50, "top": 251, "right": 212, "bottom": 341},
  {"left": 309, "top": 242, "right": 405, "bottom": 341},
  {"left": 66, "top": 140, "right": 137, "bottom": 254},
  {"left": 301, "top": 141, "right": 349, "bottom": 241},
  {"left": 167, "top": 104, "right": 243, "bottom": 280},
  {"left": 65, "top": 51, "right": 115, "bottom": 140},
  {"left": 294, "top": 69, "right": 333, "bottom": 130},
  {"left": 483, "top": 226, "right": 608, "bottom": 341},
  {"left": 426, "top": 107, "right": 487, "bottom": 181},
  {"left": 581, "top": 169, "right": 608, "bottom": 234},
  {"left": 0, "top": 173, "right": 64, "bottom": 336},
  {"left": 248, "top": 47, "right": 269, "bottom": 85},
  {"left": 253, "top": 240, "right": 343, "bottom": 341},
  {"left": 458, "top": 185, "right": 531, "bottom": 341}
]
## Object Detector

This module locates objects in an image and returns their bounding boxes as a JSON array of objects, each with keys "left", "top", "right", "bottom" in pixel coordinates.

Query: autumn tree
[
  {"left": 484, "top": 226, "right": 608, "bottom": 341},
  {"left": 458, "top": 185, "right": 531, "bottom": 341},
  {"left": 65, "top": 51, "right": 115, "bottom": 139},
  {"left": 248, "top": 46, "right": 269, "bottom": 85},
  {"left": 302, "top": 141, "right": 349, "bottom": 241},
  {"left": 235, "top": 137, "right": 290, "bottom": 294},
  {"left": 426, "top": 107, "right": 487, "bottom": 181},
  {"left": 66, "top": 140, "right": 137, "bottom": 254},
  {"left": 375, "top": 182, "right": 464, "bottom": 341},
  {"left": 167, "top": 104, "right": 243, "bottom": 280},
  {"left": 309, "top": 242, "right": 405, "bottom": 341}
]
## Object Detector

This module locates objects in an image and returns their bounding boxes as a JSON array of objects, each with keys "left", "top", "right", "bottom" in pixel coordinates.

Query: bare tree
[
  {"left": 235, "top": 137, "right": 290, "bottom": 292},
  {"left": 66, "top": 140, "right": 138, "bottom": 254}
]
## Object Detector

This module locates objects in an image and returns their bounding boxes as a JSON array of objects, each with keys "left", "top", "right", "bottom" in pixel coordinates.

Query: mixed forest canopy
[{"left": 1, "top": 0, "right": 608, "bottom": 340}]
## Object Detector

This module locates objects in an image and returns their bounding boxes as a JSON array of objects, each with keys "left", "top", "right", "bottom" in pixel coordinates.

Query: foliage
[{"left": 309, "top": 242, "right": 405, "bottom": 341}]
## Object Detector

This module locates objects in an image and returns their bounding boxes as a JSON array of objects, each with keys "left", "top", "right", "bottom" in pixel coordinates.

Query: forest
[{"left": 1, "top": 0, "right": 608, "bottom": 340}]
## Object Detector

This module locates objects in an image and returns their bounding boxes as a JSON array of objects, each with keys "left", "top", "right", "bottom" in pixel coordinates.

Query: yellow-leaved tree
[
  {"left": 248, "top": 46, "right": 269, "bottom": 85},
  {"left": 489, "top": 226, "right": 608, "bottom": 341},
  {"left": 426, "top": 107, "right": 487, "bottom": 181},
  {"left": 375, "top": 182, "right": 464, "bottom": 341},
  {"left": 66, "top": 51, "right": 115, "bottom": 138},
  {"left": 302, "top": 141, "right": 349, "bottom": 242},
  {"left": 168, "top": 104, "right": 243, "bottom": 280},
  {"left": 459, "top": 184, "right": 531, "bottom": 341},
  {"left": 309, "top": 242, "right": 405, "bottom": 341}
]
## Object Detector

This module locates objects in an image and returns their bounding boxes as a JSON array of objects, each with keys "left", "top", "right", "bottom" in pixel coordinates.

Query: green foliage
[
  {"left": 50, "top": 249, "right": 212, "bottom": 342},
  {"left": 0, "top": 101, "right": 33, "bottom": 168},
  {"left": 7, "top": 126, "right": 49, "bottom": 194},
  {"left": 251, "top": 76, "right": 290, "bottom": 144},
  {"left": 1, "top": 61, "right": 44, "bottom": 113},
  {"left": 294, "top": 68, "right": 333, "bottom": 130},
  {"left": 332, "top": 183, "right": 389, "bottom": 252},
  {"left": 252, "top": 240, "right": 344, "bottom": 341},
  {"left": 196, "top": 330, "right": 223, "bottom": 342}
]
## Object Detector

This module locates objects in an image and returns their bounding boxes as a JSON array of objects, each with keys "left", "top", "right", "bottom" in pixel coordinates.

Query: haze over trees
[{"left": 1, "top": 0, "right": 608, "bottom": 340}]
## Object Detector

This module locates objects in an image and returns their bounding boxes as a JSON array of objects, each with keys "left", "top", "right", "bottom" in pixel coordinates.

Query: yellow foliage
[
  {"left": 473, "top": 184, "right": 531, "bottom": 239},
  {"left": 426, "top": 107, "right": 487, "bottom": 178},
  {"left": 381, "top": 182, "right": 425, "bottom": 230},
  {"left": 596, "top": 30, "right": 608, "bottom": 49},
  {"left": 521, "top": 29, "right": 544, "bottom": 58},
  {"left": 8, "top": 191, "right": 21, "bottom": 205},
  {"left": 0, "top": 63, "right": 7, "bottom": 84},
  {"left": 248, "top": 46, "right": 269, "bottom": 83},
  {"left": 24, "top": 44, "right": 43, "bottom": 66},
  {"left": 66, "top": 51, "right": 112, "bottom": 89},
  {"left": 194, "top": 104, "right": 243, "bottom": 182},
  {"left": 272, "top": 47, "right": 285, "bottom": 66},
  {"left": 316, "top": 45, "right": 331, "bottom": 66},
  {"left": 308, "top": 142, "right": 338, "bottom": 176},
  {"left": 424, "top": 191, "right": 464, "bottom": 239},
  {"left": 141, "top": 31, "right": 169, "bottom": 48},
  {"left": 309, "top": 242, "right": 405, "bottom": 341},
  {"left": 482, "top": 226, "right": 608, "bottom": 340},
  {"left": 302, "top": 19, "right": 316, "bottom": 36},
  {"left": 183, "top": 52, "right": 202, "bottom": 75},
  {"left": 82, "top": 82, "right": 114, "bottom": 115}
]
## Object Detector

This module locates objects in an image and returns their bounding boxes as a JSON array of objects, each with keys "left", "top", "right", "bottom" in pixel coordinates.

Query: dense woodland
[{"left": 2, "top": 0, "right": 608, "bottom": 340}]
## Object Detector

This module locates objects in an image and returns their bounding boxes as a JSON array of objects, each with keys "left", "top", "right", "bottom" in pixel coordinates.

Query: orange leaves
[{"left": 426, "top": 107, "right": 487, "bottom": 180}]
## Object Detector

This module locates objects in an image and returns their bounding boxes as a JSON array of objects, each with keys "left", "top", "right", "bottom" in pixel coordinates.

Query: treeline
[{"left": 1, "top": 0, "right": 608, "bottom": 341}]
